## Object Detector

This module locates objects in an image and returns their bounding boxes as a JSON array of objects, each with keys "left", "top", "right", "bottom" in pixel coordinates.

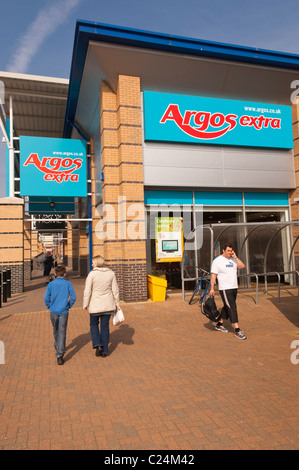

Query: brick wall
[
  {"left": 90, "top": 138, "right": 103, "bottom": 260},
  {"left": 0, "top": 198, "right": 24, "bottom": 293},
  {"left": 23, "top": 219, "right": 31, "bottom": 280},
  {"left": 96, "top": 76, "right": 147, "bottom": 302}
]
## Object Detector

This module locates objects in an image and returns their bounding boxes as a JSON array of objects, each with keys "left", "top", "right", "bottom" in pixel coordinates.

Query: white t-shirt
[{"left": 211, "top": 255, "right": 238, "bottom": 290}]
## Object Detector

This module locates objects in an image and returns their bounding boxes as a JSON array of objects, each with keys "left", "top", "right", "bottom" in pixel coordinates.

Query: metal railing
[
  {"left": 239, "top": 270, "right": 299, "bottom": 304},
  {"left": 183, "top": 267, "right": 299, "bottom": 305}
]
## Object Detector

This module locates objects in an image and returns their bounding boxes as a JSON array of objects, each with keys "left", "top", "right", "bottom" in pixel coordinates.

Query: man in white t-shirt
[{"left": 210, "top": 243, "right": 246, "bottom": 340}]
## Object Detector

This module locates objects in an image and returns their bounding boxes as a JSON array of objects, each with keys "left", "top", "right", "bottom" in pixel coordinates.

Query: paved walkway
[{"left": 0, "top": 271, "right": 299, "bottom": 450}]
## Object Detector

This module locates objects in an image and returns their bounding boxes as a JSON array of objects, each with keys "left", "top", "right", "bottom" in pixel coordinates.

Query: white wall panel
[{"left": 143, "top": 142, "right": 295, "bottom": 189}]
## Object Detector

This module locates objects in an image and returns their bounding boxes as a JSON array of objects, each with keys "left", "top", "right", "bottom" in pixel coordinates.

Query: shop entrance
[
  {"left": 146, "top": 209, "right": 189, "bottom": 291},
  {"left": 245, "top": 212, "right": 286, "bottom": 282},
  {"left": 182, "top": 221, "right": 299, "bottom": 303},
  {"left": 146, "top": 206, "right": 294, "bottom": 294}
]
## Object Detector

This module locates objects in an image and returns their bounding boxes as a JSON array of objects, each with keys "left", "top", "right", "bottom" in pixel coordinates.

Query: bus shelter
[{"left": 182, "top": 221, "right": 299, "bottom": 303}]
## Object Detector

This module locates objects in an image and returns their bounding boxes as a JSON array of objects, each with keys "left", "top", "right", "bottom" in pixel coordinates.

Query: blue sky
[
  {"left": 1, "top": 0, "right": 299, "bottom": 195},
  {"left": 1, "top": 0, "right": 299, "bottom": 78}
]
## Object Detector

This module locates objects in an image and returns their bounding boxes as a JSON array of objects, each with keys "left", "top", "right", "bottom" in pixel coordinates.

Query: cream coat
[{"left": 83, "top": 267, "right": 120, "bottom": 314}]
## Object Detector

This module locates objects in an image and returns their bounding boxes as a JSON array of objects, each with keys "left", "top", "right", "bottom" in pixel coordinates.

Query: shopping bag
[{"left": 113, "top": 308, "right": 125, "bottom": 326}]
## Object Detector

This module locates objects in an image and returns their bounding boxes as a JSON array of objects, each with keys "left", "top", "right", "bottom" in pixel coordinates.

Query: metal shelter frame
[
  {"left": 182, "top": 221, "right": 299, "bottom": 304},
  {"left": 31, "top": 218, "right": 90, "bottom": 272}
]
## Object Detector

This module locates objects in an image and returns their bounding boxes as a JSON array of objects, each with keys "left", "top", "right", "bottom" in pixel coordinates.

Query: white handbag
[{"left": 113, "top": 308, "right": 125, "bottom": 326}]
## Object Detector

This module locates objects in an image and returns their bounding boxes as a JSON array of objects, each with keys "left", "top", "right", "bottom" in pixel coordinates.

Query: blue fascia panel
[
  {"left": 195, "top": 191, "right": 243, "bottom": 206},
  {"left": 144, "top": 190, "right": 289, "bottom": 207},
  {"left": 244, "top": 192, "right": 289, "bottom": 206},
  {"left": 28, "top": 196, "right": 75, "bottom": 214},
  {"left": 63, "top": 20, "right": 299, "bottom": 138},
  {"left": 144, "top": 190, "right": 193, "bottom": 206}
]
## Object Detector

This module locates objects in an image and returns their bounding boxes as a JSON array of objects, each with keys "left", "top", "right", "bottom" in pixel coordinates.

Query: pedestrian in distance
[
  {"left": 43, "top": 251, "right": 54, "bottom": 284},
  {"left": 209, "top": 243, "right": 247, "bottom": 340},
  {"left": 44, "top": 265, "right": 76, "bottom": 365},
  {"left": 83, "top": 255, "right": 120, "bottom": 358}
]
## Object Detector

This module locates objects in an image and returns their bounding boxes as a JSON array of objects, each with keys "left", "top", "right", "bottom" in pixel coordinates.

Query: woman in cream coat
[{"left": 83, "top": 255, "right": 120, "bottom": 357}]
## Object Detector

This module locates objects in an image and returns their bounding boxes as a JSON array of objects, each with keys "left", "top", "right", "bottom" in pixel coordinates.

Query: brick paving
[{"left": 0, "top": 270, "right": 299, "bottom": 450}]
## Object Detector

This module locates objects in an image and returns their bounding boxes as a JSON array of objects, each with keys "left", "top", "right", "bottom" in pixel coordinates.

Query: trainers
[
  {"left": 57, "top": 356, "right": 64, "bottom": 365},
  {"left": 215, "top": 323, "right": 228, "bottom": 333},
  {"left": 234, "top": 329, "right": 247, "bottom": 340}
]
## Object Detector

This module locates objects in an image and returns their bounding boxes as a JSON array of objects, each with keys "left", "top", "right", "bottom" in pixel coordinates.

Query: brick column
[
  {"left": 100, "top": 76, "right": 147, "bottom": 302},
  {"left": 0, "top": 197, "right": 24, "bottom": 293},
  {"left": 31, "top": 231, "right": 42, "bottom": 259},
  {"left": 90, "top": 138, "right": 103, "bottom": 258},
  {"left": 72, "top": 225, "right": 79, "bottom": 271},
  {"left": 65, "top": 218, "right": 73, "bottom": 269},
  {"left": 79, "top": 221, "right": 88, "bottom": 276},
  {"left": 291, "top": 101, "right": 299, "bottom": 270},
  {"left": 76, "top": 197, "right": 88, "bottom": 276},
  {"left": 24, "top": 219, "right": 32, "bottom": 280}
]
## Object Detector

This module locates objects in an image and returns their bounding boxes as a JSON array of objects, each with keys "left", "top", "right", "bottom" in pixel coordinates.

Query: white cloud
[{"left": 6, "top": 0, "right": 82, "bottom": 73}]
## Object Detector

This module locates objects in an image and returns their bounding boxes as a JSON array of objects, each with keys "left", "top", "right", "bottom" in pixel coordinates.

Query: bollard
[
  {"left": 6, "top": 269, "right": 11, "bottom": 298},
  {"left": 2, "top": 270, "right": 7, "bottom": 303}
]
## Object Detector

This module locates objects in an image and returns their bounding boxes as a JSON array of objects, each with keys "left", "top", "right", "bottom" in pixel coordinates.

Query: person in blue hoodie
[{"left": 44, "top": 265, "right": 76, "bottom": 365}]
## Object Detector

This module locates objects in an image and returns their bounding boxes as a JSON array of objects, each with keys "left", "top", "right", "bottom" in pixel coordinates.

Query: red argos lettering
[
  {"left": 160, "top": 104, "right": 237, "bottom": 139},
  {"left": 23, "top": 153, "right": 83, "bottom": 182},
  {"left": 160, "top": 104, "right": 281, "bottom": 139}
]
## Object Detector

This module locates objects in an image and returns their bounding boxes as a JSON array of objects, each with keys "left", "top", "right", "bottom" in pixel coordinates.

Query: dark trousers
[
  {"left": 90, "top": 313, "right": 113, "bottom": 354},
  {"left": 219, "top": 289, "right": 239, "bottom": 324}
]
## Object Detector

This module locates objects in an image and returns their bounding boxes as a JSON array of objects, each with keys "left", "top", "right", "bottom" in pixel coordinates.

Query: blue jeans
[
  {"left": 90, "top": 313, "right": 112, "bottom": 354},
  {"left": 50, "top": 313, "right": 69, "bottom": 358}
]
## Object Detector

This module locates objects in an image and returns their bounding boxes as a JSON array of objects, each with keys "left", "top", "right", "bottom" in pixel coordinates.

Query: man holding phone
[{"left": 210, "top": 243, "right": 247, "bottom": 340}]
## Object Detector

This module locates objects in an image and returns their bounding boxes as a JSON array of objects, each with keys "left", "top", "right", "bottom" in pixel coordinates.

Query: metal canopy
[{"left": 0, "top": 71, "right": 69, "bottom": 137}]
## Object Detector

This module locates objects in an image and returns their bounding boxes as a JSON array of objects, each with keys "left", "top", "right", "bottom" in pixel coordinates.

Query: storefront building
[{"left": 62, "top": 21, "right": 299, "bottom": 302}]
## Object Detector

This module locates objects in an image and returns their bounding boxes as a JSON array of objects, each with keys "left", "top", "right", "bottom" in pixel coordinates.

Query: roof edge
[
  {"left": 64, "top": 20, "right": 299, "bottom": 138},
  {"left": 0, "top": 71, "right": 69, "bottom": 84}
]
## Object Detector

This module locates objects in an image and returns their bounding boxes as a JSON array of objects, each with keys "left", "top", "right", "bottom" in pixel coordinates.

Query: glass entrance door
[{"left": 245, "top": 211, "right": 290, "bottom": 283}]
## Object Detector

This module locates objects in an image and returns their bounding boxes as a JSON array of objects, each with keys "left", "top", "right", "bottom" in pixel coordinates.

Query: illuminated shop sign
[
  {"left": 143, "top": 91, "right": 293, "bottom": 149},
  {"left": 20, "top": 136, "right": 87, "bottom": 197}
]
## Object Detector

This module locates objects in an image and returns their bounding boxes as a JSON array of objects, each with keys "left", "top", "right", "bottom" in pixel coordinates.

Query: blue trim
[
  {"left": 28, "top": 196, "right": 75, "bottom": 214},
  {"left": 244, "top": 192, "right": 289, "bottom": 206},
  {"left": 64, "top": 20, "right": 299, "bottom": 138},
  {"left": 87, "top": 143, "right": 93, "bottom": 272},
  {"left": 144, "top": 190, "right": 289, "bottom": 207},
  {"left": 144, "top": 190, "right": 193, "bottom": 205},
  {"left": 195, "top": 191, "right": 243, "bottom": 206}
]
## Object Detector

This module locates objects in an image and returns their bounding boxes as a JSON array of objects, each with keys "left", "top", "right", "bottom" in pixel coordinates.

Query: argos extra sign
[
  {"left": 143, "top": 92, "right": 293, "bottom": 149},
  {"left": 20, "top": 136, "right": 87, "bottom": 197}
]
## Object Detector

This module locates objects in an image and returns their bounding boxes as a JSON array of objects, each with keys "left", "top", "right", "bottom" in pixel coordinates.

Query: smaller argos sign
[
  {"left": 143, "top": 92, "right": 293, "bottom": 149},
  {"left": 20, "top": 137, "right": 87, "bottom": 197}
]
